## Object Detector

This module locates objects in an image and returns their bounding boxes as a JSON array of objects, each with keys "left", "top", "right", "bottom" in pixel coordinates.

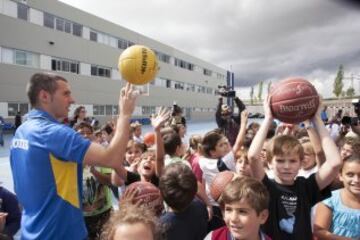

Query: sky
[{"left": 59, "top": 0, "right": 360, "bottom": 99}]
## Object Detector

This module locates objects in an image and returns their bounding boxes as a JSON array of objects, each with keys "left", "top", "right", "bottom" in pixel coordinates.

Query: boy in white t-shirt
[{"left": 199, "top": 111, "right": 248, "bottom": 231}]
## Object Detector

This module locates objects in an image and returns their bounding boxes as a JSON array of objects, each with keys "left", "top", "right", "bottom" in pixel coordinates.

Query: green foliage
[
  {"left": 267, "top": 81, "right": 272, "bottom": 94},
  {"left": 333, "top": 65, "right": 344, "bottom": 98},
  {"left": 258, "top": 81, "right": 263, "bottom": 101},
  {"left": 346, "top": 87, "right": 355, "bottom": 98},
  {"left": 250, "top": 86, "right": 254, "bottom": 104}
]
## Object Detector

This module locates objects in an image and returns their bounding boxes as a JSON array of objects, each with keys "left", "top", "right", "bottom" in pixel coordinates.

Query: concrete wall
[{"left": 0, "top": 0, "right": 226, "bottom": 123}]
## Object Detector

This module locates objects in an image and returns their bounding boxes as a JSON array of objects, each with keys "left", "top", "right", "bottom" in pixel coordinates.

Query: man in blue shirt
[
  {"left": 321, "top": 105, "right": 328, "bottom": 124},
  {"left": 10, "top": 72, "right": 138, "bottom": 239}
]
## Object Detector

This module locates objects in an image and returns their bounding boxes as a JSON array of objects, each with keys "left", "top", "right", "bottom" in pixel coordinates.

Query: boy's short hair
[
  {"left": 343, "top": 153, "right": 360, "bottom": 165},
  {"left": 219, "top": 177, "right": 269, "bottom": 215},
  {"left": 267, "top": 135, "right": 304, "bottom": 163},
  {"left": 201, "top": 131, "right": 224, "bottom": 158},
  {"left": 26, "top": 72, "right": 67, "bottom": 107},
  {"left": 73, "top": 121, "right": 93, "bottom": 133},
  {"left": 101, "top": 123, "right": 113, "bottom": 135},
  {"left": 159, "top": 163, "right": 197, "bottom": 212},
  {"left": 342, "top": 137, "right": 360, "bottom": 154},
  {"left": 94, "top": 129, "right": 102, "bottom": 137},
  {"left": 163, "top": 132, "right": 182, "bottom": 156}
]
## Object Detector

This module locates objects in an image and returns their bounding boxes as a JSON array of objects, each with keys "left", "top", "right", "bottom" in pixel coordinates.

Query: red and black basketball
[
  {"left": 210, "top": 171, "right": 237, "bottom": 202},
  {"left": 269, "top": 77, "right": 319, "bottom": 124},
  {"left": 126, "top": 181, "right": 163, "bottom": 215}
]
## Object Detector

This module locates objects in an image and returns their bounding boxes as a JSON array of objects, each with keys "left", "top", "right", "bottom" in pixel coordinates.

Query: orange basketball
[
  {"left": 210, "top": 171, "right": 238, "bottom": 201},
  {"left": 269, "top": 77, "right": 319, "bottom": 124},
  {"left": 143, "top": 132, "right": 155, "bottom": 146},
  {"left": 125, "top": 181, "right": 163, "bottom": 215}
]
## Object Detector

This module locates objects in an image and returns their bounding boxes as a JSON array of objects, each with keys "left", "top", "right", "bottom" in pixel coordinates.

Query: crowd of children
[
  {"left": 7, "top": 86, "right": 360, "bottom": 239},
  {"left": 66, "top": 94, "right": 359, "bottom": 240}
]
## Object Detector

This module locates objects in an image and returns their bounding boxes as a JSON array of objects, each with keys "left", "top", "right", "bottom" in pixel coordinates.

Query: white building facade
[{"left": 0, "top": 0, "right": 231, "bottom": 123}]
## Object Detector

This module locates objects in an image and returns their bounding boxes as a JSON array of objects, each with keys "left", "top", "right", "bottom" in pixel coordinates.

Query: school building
[{"left": 0, "top": 0, "right": 233, "bottom": 124}]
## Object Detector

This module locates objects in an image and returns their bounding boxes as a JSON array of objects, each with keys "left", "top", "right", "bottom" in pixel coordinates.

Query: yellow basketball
[{"left": 118, "top": 45, "right": 158, "bottom": 85}]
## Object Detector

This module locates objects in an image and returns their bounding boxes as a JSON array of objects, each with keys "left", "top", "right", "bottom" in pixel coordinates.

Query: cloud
[{"left": 60, "top": 0, "right": 360, "bottom": 97}]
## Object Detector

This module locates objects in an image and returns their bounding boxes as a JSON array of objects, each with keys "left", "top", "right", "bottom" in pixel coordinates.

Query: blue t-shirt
[
  {"left": 10, "top": 109, "right": 91, "bottom": 240},
  {"left": 322, "top": 189, "right": 360, "bottom": 238}
]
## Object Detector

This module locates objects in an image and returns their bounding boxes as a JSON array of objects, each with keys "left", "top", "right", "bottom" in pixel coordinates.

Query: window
[
  {"left": 1, "top": 48, "right": 13, "bottom": 63},
  {"left": 203, "top": 68, "right": 212, "bottom": 76},
  {"left": 70, "top": 63, "right": 78, "bottom": 73},
  {"left": 8, "top": 103, "right": 29, "bottom": 116},
  {"left": 19, "top": 103, "right": 29, "bottom": 115},
  {"left": 91, "top": 65, "right": 111, "bottom": 78},
  {"left": 90, "top": 31, "right": 97, "bottom": 42},
  {"left": 93, "top": 105, "right": 105, "bottom": 116},
  {"left": 8, "top": 103, "right": 18, "bottom": 117},
  {"left": 44, "top": 13, "right": 54, "bottom": 29},
  {"left": 14, "top": 49, "right": 38, "bottom": 67},
  {"left": 113, "top": 106, "right": 119, "bottom": 115},
  {"left": 15, "top": 51, "right": 27, "bottom": 65},
  {"left": 64, "top": 21, "right": 71, "bottom": 33},
  {"left": 187, "top": 63, "right": 194, "bottom": 71},
  {"left": 62, "top": 61, "right": 70, "bottom": 72},
  {"left": 51, "top": 58, "right": 79, "bottom": 74},
  {"left": 118, "top": 39, "right": 128, "bottom": 49},
  {"left": 142, "top": 106, "right": 156, "bottom": 115},
  {"left": 106, "top": 105, "right": 112, "bottom": 115},
  {"left": 56, "top": 18, "right": 64, "bottom": 31},
  {"left": 166, "top": 79, "right": 171, "bottom": 88},
  {"left": 17, "top": 3, "right": 28, "bottom": 21},
  {"left": 155, "top": 51, "right": 171, "bottom": 63},
  {"left": 72, "top": 23, "right": 82, "bottom": 37}
]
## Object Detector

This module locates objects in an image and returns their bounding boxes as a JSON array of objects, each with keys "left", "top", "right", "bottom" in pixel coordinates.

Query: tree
[
  {"left": 346, "top": 87, "right": 355, "bottom": 98},
  {"left": 258, "top": 81, "right": 263, "bottom": 101},
  {"left": 333, "top": 65, "right": 344, "bottom": 98},
  {"left": 267, "top": 81, "right": 272, "bottom": 94},
  {"left": 250, "top": 86, "right": 254, "bottom": 104}
]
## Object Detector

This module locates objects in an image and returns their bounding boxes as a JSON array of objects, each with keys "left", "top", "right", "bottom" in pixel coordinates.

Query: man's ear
[
  {"left": 38, "top": 89, "right": 51, "bottom": 105},
  {"left": 259, "top": 209, "right": 269, "bottom": 224}
]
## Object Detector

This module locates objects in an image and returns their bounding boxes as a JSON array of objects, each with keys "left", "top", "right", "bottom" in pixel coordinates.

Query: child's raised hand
[
  {"left": 119, "top": 83, "right": 139, "bottom": 117},
  {"left": 151, "top": 106, "right": 171, "bottom": 131},
  {"left": 312, "top": 95, "right": 323, "bottom": 121},
  {"left": 241, "top": 110, "right": 249, "bottom": 125},
  {"left": 128, "top": 158, "right": 141, "bottom": 173},
  {"left": 119, "top": 187, "right": 141, "bottom": 207},
  {"left": 263, "top": 96, "right": 274, "bottom": 120}
]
